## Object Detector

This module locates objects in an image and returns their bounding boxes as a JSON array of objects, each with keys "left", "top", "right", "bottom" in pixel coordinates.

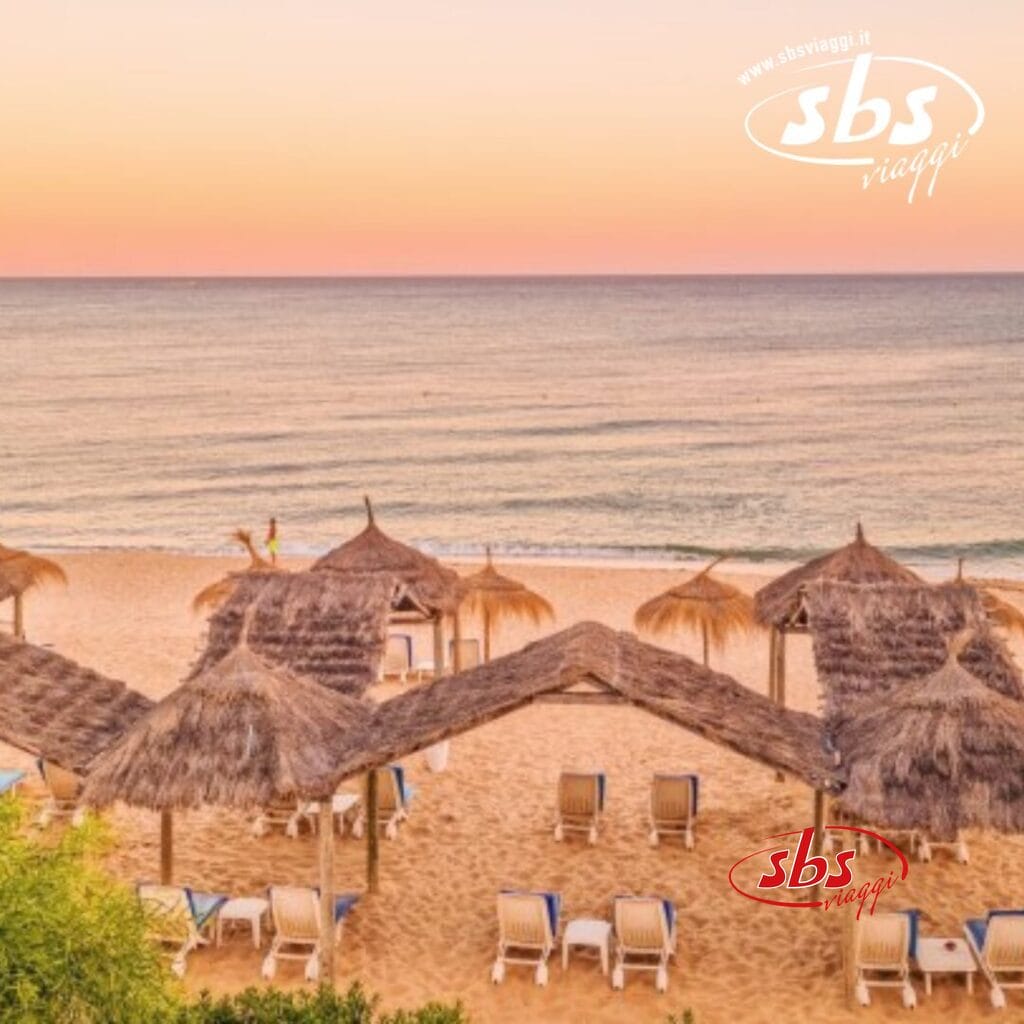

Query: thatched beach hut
[
  {"left": 0, "top": 542, "right": 66, "bottom": 640},
  {"left": 191, "top": 498, "right": 466, "bottom": 691},
  {"left": 634, "top": 556, "right": 757, "bottom": 667},
  {"left": 332, "top": 621, "right": 833, "bottom": 793},
  {"left": 833, "top": 632, "right": 1024, "bottom": 841},
  {"left": 754, "top": 525, "right": 921, "bottom": 709},
  {"left": 802, "top": 580, "right": 1024, "bottom": 711},
  {"left": 84, "top": 642, "right": 372, "bottom": 981},
  {"left": 0, "top": 633, "right": 152, "bottom": 772},
  {"left": 460, "top": 548, "right": 554, "bottom": 662}
]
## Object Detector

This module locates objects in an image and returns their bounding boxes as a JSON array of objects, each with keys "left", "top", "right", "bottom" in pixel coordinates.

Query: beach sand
[{"left": 5, "top": 551, "right": 1023, "bottom": 1024}]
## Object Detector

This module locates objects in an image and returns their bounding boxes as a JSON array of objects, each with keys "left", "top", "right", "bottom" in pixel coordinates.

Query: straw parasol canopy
[
  {"left": 754, "top": 523, "right": 920, "bottom": 628},
  {"left": 460, "top": 547, "right": 554, "bottom": 661},
  {"left": 84, "top": 637, "right": 372, "bottom": 984},
  {"left": 192, "top": 528, "right": 281, "bottom": 614},
  {"left": 634, "top": 555, "right": 756, "bottom": 667},
  {"left": 954, "top": 559, "right": 1024, "bottom": 638},
  {"left": 0, "top": 542, "right": 67, "bottom": 639},
  {"left": 312, "top": 497, "right": 462, "bottom": 615},
  {"left": 834, "top": 631, "right": 1024, "bottom": 841},
  {"left": 84, "top": 642, "right": 371, "bottom": 811}
]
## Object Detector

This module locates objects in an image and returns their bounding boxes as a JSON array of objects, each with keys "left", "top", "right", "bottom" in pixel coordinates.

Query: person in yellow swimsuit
[{"left": 265, "top": 517, "right": 279, "bottom": 565}]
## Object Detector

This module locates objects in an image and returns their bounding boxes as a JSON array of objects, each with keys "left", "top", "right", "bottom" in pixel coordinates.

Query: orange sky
[{"left": 1, "top": 2, "right": 1021, "bottom": 274}]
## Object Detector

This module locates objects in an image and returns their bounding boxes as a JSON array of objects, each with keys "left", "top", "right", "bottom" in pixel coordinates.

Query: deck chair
[
  {"left": 853, "top": 910, "right": 918, "bottom": 1008},
  {"left": 964, "top": 909, "right": 1024, "bottom": 1009},
  {"left": 261, "top": 886, "right": 359, "bottom": 982},
  {"left": 381, "top": 633, "right": 413, "bottom": 683},
  {"left": 351, "top": 765, "right": 416, "bottom": 840},
  {"left": 648, "top": 774, "right": 698, "bottom": 849},
  {"left": 251, "top": 797, "right": 304, "bottom": 838},
  {"left": 491, "top": 890, "right": 561, "bottom": 986},
  {"left": 611, "top": 896, "right": 677, "bottom": 992},
  {"left": 138, "top": 884, "right": 227, "bottom": 978},
  {"left": 918, "top": 833, "right": 969, "bottom": 864},
  {"left": 554, "top": 771, "right": 605, "bottom": 844},
  {"left": 449, "top": 637, "right": 481, "bottom": 671},
  {"left": 0, "top": 769, "right": 25, "bottom": 797},
  {"left": 36, "top": 759, "right": 85, "bottom": 827}
]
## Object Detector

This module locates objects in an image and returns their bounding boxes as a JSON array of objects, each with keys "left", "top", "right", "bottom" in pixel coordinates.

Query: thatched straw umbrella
[
  {"left": 0, "top": 542, "right": 66, "bottom": 641},
  {"left": 313, "top": 496, "right": 464, "bottom": 677},
  {"left": 634, "top": 555, "right": 756, "bottom": 667},
  {"left": 84, "top": 638, "right": 372, "bottom": 983},
  {"left": 954, "top": 559, "right": 1024, "bottom": 638},
  {"left": 460, "top": 547, "right": 554, "bottom": 662},
  {"left": 835, "top": 631, "right": 1024, "bottom": 840},
  {"left": 192, "top": 528, "right": 281, "bottom": 614},
  {"left": 754, "top": 524, "right": 920, "bottom": 710}
]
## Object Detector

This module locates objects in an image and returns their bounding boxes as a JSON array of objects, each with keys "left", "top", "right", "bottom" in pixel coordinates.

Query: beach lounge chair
[
  {"left": 964, "top": 909, "right": 1024, "bottom": 1009},
  {"left": 261, "top": 886, "right": 359, "bottom": 982},
  {"left": 449, "top": 637, "right": 481, "bottom": 671},
  {"left": 35, "top": 759, "right": 85, "bottom": 827},
  {"left": 918, "top": 833, "right": 969, "bottom": 864},
  {"left": 648, "top": 773, "right": 698, "bottom": 849},
  {"left": 381, "top": 633, "right": 414, "bottom": 683},
  {"left": 0, "top": 769, "right": 25, "bottom": 797},
  {"left": 554, "top": 771, "right": 605, "bottom": 844},
  {"left": 351, "top": 765, "right": 415, "bottom": 840},
  {"left": 138, "top": 884, "right": 227, "bottom": 978},
  {"left": 491, "top": 890, "right": 561, "bottom": 986},
  {"left": 251, "top": 797, "right": 304, "bottom": 838},
  {"left": 611, "top": 896, "right": 677, "bottom": 992},
  {"left": 853, "top": 910, "right": 918, "bottom": 1008}
]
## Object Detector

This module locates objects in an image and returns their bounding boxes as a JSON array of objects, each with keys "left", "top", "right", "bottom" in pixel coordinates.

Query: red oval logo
[{"left": 728, "top": 825, "right": 910, "bottom": 911}]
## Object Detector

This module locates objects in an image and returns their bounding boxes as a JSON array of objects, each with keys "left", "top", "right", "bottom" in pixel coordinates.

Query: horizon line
[{"left": 1, "top": 270, "right": 1022, "bottom": 281}]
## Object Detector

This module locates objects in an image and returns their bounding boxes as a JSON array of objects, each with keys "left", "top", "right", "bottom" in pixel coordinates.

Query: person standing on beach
[{"left": 265, "top": 517, "right": 279, "bottom": 565}]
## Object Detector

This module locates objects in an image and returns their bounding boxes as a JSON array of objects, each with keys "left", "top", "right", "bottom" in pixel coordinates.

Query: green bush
[
  {"left": 181, "top": 984, "right": 468, "bottom": 1024},
  {"left": 0, "top": 801, "right": 468, "bottom": 1023},
  {"left": 0, "top": 798, "right": 179, "bottom": 1024},
  {"left": 665, "top": 1011, "right": 696, "bottom": 1024}
]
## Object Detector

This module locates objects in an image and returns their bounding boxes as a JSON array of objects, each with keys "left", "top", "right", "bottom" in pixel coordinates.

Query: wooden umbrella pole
[
  {"left": 701, "top": 622, "right": 709, "bottom": 667},
  {"left": 483, "top": 608, "right": 491, "bottom": 663},
  {"left": 452, "top": 610, "right": 463, "bottom": 674},
  {"left": 767, "top": 627, "right": 777, "bottom": 702},
  {"left": 366, "top": 770, "right": 379, "bottom": 894},
  {"left": 318, "top": 800, "right": 335, "bottom": 984},
  {"left": 811, "top": 789, "right": 825, "bottom": 904},
  {"left": 12, "top": 594, "right": 24, "bottom": 641},
  {"left": 432, "top": 614, "right": 444, "bottom": 680},
  {"left": 776, "top": 628, "right": 788, "bottom": 709},
  {"left": 774, "top": 628, "right": 787, "bottom": 782},
  {"left": 159, "top": 810, "right": 173, "bottom": 885}
]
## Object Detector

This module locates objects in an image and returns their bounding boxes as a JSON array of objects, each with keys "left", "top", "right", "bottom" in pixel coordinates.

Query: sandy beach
[{"left": 5, "top": 551, "right": 1023, "bottom": 1024}]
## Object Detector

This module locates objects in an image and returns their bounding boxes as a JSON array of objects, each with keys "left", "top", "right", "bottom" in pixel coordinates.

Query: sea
[{"left": 1, "top": 275, "right": 1022, "bottom": 577}]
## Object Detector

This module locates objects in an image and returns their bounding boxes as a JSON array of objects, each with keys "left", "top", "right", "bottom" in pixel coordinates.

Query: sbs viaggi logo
[
  {"left": 728, "top": 824, "right": 909, "bottom": 918},
  {"left": 738, "top": 30, "right": 985, "bottom": 203}
]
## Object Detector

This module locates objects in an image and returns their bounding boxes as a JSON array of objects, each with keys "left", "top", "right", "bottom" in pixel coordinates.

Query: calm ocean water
[{"left": 1, "top": 275, "right": 1022, "bottom": 576}]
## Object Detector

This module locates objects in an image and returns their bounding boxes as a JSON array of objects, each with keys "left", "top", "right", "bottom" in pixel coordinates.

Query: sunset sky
[{"left": 2, "top": 1, "right": 1020, "bottom": 275}]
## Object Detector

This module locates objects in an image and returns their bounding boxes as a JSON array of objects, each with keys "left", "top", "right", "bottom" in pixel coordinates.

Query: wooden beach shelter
[
  {"left": 190, "top": 498, "right": 464, "bottom": 894},
  {"left": 754, "top": 524, "right": 920, "bottom": 712},
  {"left": 83, "top": 637, "right": 372, "bottom": 984},
  {"left": 832, "top": 630, "right": 1024, "bottom": 841},
  {"left": 0, "top": 633, "right": 152, "bottom": 772},
  {"left": 0, "top": 542, "right": 66, "bottom": 641},
  {"left": 310, "top": 497, "right": 465, "bottom": 678},
  {"left": 192, "top": 528, "right": 282, "bottom": 613},
  {"left": 460, "top": 547, "right": 554, "bottom": 662},
  {"left": 634, "top": 555, "right": 756, "bottom": 667}
]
